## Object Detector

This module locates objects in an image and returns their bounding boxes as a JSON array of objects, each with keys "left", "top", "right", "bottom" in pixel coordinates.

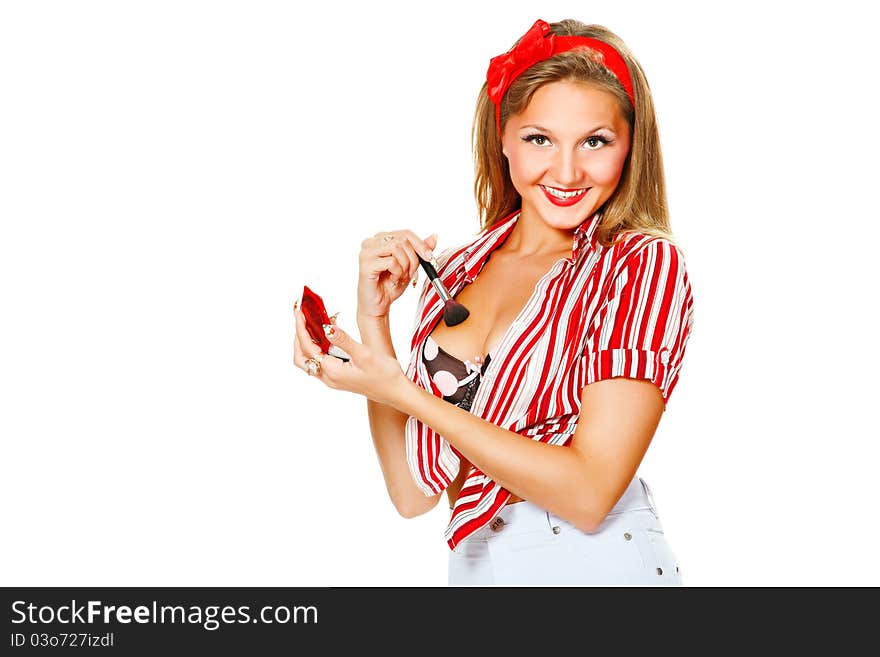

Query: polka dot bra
[{"left": 422, "top": 335, "right": 493, "bottom": 412}]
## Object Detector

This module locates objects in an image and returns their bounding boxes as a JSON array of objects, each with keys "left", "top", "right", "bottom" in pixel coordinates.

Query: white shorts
[{"left": 448, "top": 476, "right": 682, "bottom": 586}]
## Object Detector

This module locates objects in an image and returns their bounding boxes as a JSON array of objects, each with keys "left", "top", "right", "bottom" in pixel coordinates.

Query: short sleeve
[{"left": 580, "top": 238, "right": 694, "bottom": 409}]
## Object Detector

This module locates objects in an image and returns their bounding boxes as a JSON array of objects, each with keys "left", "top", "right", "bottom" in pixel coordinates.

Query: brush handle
[
  {"left": 417, "top": 255, "right": 451, "bottom": 303},
  {"left": 418, "top": 254, "right": 439, "bottom": 279}
]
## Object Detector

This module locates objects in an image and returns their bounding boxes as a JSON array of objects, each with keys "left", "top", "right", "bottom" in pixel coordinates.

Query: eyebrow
[{"left": 519, "top": 123, "right": 617, "bottom": 136}]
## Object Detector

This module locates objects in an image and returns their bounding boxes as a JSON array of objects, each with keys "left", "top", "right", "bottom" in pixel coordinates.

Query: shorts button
[
  {"left": 660, "top": 350, "right": 670, "bottom": 365},
  {"left": 552, "top": 526, "right": 561, "bottom": 534},
  {"left": 489, "top": 517, "right": 505, "bottom": 531}
]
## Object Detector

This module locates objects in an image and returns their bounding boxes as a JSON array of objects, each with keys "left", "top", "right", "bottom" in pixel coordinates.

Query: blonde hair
[{"left": 472, "top": 19, "right": 676, "bottom": 248}]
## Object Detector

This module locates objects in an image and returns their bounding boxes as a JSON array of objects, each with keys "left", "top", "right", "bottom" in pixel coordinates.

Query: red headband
[{"left": 486, "top": 18, "right": 635, "bottom": 138}]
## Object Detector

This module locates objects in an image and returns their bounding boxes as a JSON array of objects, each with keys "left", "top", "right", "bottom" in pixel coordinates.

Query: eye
[
  {"left": 522, "top": 133, "right": 550, "bottom": 147},
  {"left": 585, "top": 135, "right": 611, "bottom": 149}
]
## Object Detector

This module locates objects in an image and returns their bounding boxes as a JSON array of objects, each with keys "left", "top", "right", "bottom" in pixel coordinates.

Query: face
[{"left": 501, "top": 80, "right": 632, "bottom": 234}]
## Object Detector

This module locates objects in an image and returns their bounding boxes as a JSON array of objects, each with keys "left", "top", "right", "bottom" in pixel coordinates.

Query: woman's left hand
[{"left": 293, "top": 302, "right": 408, "bottom": 408}]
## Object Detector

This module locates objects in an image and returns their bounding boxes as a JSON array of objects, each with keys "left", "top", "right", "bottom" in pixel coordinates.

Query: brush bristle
[{"left": 443, "top": 300, "right": 470, "bottom": 326}]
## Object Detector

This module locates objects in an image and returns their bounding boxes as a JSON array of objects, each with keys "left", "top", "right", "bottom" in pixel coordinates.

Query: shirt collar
[
  {"left": 569, "top": 211, "right": 601, "bottom": 264},
  {"left": 460, "top": 209, "right": 601, "bottom": 276}
]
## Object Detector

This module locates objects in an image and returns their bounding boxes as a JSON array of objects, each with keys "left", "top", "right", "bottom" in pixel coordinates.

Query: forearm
[
  {"left": 387, "top": 377, "right": 598, "bottom": 531},
  {"left": 358, "top": 313, "right": 441, "bottom": 518}
]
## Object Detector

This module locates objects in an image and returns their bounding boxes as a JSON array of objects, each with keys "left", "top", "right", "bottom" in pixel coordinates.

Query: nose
[{"left": 551, "top": 147, "right": 584, "bottom": 188}]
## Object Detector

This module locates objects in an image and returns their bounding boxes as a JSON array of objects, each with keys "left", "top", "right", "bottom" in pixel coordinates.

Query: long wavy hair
[{"left": 472, "top": 19, "right": 675, "bottom": 248}]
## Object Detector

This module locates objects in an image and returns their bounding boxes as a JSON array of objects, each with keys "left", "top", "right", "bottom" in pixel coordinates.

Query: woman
[{"left": 293, "top": 18, "right": 694, "bottom": 586}]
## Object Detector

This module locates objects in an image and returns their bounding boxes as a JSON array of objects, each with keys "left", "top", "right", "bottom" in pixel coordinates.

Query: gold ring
[{"left": 305, "top": 357, "right": 321, "bottom": 376}]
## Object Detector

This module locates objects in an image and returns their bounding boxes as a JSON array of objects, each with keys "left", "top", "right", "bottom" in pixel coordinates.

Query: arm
[
  {"left": 384, "top": 238, "right": 692, "bottom": 532},
  {"left": 309, "top": 239, "right": 690, "bottom": 528},
  {"left": 358, "top": 313, "right": 443, "bottom": 519},
  {"left": 386, "top": 372, "right": 663, "bottom": 533}
]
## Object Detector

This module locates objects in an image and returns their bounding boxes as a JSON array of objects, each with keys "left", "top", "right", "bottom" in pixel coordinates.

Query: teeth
[{"left": 542, "top": 185, "right": 587, "bottom": 199}]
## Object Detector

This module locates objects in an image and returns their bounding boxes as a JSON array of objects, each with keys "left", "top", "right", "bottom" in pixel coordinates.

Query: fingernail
[
  {"left": 424, "top": 249, "right": 434, "bottom": 261},
  {"left": 323, "top": 324, "right": 336, "bottom": 337},
  {"left": 411, "top": 277, "right": 417, "bottom": 288},
  {"left": 293, "top": 300, "right": 299, "bottom": 310}
]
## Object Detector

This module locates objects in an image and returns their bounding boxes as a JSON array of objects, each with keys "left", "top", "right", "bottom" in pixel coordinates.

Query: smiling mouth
[
  {"left": 541, "top": 185, "right": 589, "bottom": 199},
  {"left": 540, "top": 184, "right": 590, "bottom": 205}
]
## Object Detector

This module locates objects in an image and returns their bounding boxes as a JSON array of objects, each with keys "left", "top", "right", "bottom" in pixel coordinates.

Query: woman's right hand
[{"left": 357, "top": 230, "right": 438, "bottom": 320}]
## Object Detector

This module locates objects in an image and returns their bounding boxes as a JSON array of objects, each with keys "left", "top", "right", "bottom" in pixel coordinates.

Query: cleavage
[
  {"left": 427, "top": 322, "right": 504, "bottom": 367},
  {"left": 429, "top": 336, "right": 492, "bottom": 370}
]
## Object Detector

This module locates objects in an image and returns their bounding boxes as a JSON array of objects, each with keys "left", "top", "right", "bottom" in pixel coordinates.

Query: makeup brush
[{"left": 417, "top": 254, "right": 470, "bottom": 326}]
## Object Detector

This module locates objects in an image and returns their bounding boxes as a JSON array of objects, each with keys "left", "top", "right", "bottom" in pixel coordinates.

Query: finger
[
  {"left": 371, "top": 232, "right": 402, "bottom": 258},
  {"left": 394, "top": 230, "right": 435, "bottom": 262},
  {"left": 411, "top": 234, "right": 437, "bottom": 287},
  {"left": 363, "top": 254, "right": 405, "bottom": 285},
  {"left": 294, "top": 307, "right": 332, "bottom": 381},
  {"left": 424, "top": 233, "right": 438, "bottom": 254},
  {"left": 293, "top": 303, "right": 323, "bottom": 365},
  {"left": 367, "top": 255, "right": 402, "bottom": 287},
  {"left": 293, "top": 330, "right": 310, "bottom": 372},
  {"left": 386, "top": 241, "right": 411, "bottom": 286},
  {"left": 293, "top": 324, "right": 303, "bottom": 368},
  {"left": 408, "top": 230, "right": 436, "bottom": 262},
  {"left": 383, "top": 234, "right": 427, "bottom": 285},
  {"left": 390, "top": 240, "right": 418, "bottom": 284},
  {"left": 373, "top": 230, "right": 434, "bottom": 262},
  {"left": 366, "top": 231, "right": 432, "bottom": 287},
  {"left": 323, "top": 321, "right": 366, "bottom": 363},
  {"left": 292, "top": 301, "right": 306, "bottom": 368}
]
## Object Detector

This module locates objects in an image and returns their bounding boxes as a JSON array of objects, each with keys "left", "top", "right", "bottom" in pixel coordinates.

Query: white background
[{"left": 1, "top": 0, "right": 877, "bottom": 586}]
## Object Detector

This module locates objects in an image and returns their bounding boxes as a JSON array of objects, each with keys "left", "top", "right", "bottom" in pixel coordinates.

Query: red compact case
[
  {"left": 301, "top": 284, "right": 332, "bottom": 352},
  {"left": 300, "top": 285, "right": 350, "bottom": 361}
]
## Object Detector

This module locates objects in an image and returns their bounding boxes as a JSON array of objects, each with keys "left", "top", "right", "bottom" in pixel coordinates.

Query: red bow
[
  {"left": 486, "top": 19, "right": 555, "bottom": 108},
  {"left": 485, "top": 19, "right": 635, "bottom": 138}
]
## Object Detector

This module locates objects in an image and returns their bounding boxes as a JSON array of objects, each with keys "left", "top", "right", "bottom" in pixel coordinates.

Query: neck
[{"left": 501, "top": 207, "right": 576, "bottom": 257}]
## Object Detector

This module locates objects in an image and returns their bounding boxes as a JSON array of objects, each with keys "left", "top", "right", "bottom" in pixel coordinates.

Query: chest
[{"left": 428, "top": 250, "right": 566, "bottom": 364}]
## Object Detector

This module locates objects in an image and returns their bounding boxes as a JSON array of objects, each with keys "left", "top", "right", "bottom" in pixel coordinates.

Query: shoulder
[
  {"left": 432, "top": 232, "right": 486, "bottom": 277},
  {"left": 607, "top": 231, "right": 689, "bottom": 277},
  {"left": 434, "top": 244, "right": 462, "bottom": 272},
  {"left": 590, "top": 233, "right": 692, "bottom": 311}
]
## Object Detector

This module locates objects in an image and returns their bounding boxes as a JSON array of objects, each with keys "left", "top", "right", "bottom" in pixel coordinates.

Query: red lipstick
[{"left": 540, "top": 185, "right": 589, "bottom": 207}]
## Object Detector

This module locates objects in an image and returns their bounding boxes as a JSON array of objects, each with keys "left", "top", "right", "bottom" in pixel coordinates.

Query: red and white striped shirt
[{"left": 404, "top": 209, "right": 694, "bottom": 550}]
